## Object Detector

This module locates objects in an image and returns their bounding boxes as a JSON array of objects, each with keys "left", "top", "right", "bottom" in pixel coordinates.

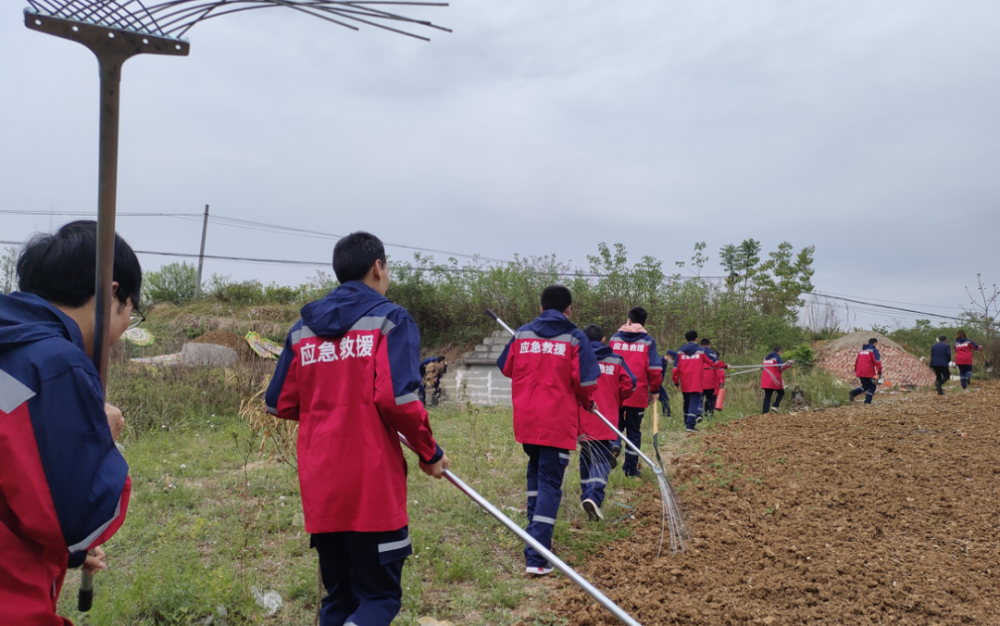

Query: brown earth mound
[
  {"left": 557, "top": 383, "right": 1000, "bottom": 625},
  {"left": 190, "top": 330, "right": 259, "bottom": 362}
]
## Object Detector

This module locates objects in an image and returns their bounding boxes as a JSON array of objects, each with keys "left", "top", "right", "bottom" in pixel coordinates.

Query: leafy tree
[
  {"left": 756, "top": 243, "right": 815, "bottom": 320},
  {"left": 0, "top": 247, "right": 17, "bottom": 295},
  {"left": 144, "top": 262, "right": 199, "bottom": 304}
]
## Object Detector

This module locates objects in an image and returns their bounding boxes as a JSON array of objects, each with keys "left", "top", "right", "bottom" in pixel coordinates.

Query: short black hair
[
  {"left": 583, "top": 324, "right": 603, "bottom": 343},
  {"left": 938, "top": 335, "right": 948, "bottom": 342},
  {"left": 685, "top": 330, "right": 698, "bottom": 342},
  {"left": 772, "top": 345, "right": 782, "bottom": 352},
  {"left": 628, "top": 306, "right": 648, "bottom": 325},
  {"left": 541, "top": 285, "right": 572, "bottom": 312},
  {"left": 333, "top": 231, "right": 387, "bottom": 283},
  {"left": 868, "top": 338, "right": 878, "bottom": 345},
  {"left": 700, "top": 338, "right": 711, "bottom": 346},
  {"left": 18, "top": 220, "right": 142, "bottom": 310}
]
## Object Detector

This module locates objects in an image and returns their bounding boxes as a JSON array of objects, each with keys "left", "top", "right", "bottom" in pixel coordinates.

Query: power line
[
  {"left": 811, "top": 292, "right": 966, "bottom": 322},
  {"left": 1, "top": 209, "right": 510, "bottom": 263},
  {"left": 813, "top": 290, "right": 964, "bottom": 311}
]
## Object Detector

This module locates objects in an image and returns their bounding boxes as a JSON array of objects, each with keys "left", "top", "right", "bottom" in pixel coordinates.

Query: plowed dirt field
[{"left": 558, "top": 383, "right": 1000, "bottom": 626}]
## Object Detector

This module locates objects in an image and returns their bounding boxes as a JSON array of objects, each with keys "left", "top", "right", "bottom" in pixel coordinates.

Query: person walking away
[
  {"left": 673, "top": 330, "right": 719, "bottom": 432},
  {"left": 266, "top": 232, "right": 450, "bottom": 626},
  {"left": 656, "top": 351, "right": 676, "bottom": 417},
  {"left": 497, "top": 285, "right": 599, "bottom": 575},
  {"left": 849, "top": 338, "right": 882, "bottom": 404},
  {"left": 954, "top": 330, "right": 981, "bottom": 390},
  {"left": 761, "top": 346, "right": 793, "bottom": 413},
  {"left": 609, "top": 306, "right": 664, "bottom": 477},
  {"left": 0, "top": 221, "right": 135, "bottom": 625},
  {"left": 576, "top": 324, "right": 636, "bottom": 521},
  {"left": 929, "top": 336, "right": 951, "bottom": 395},
  {"left": 699, "top": 339, "right": 728, "bottom": 418}
]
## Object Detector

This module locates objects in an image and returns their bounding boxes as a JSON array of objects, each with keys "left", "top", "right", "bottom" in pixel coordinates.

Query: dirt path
[{"left": 558, "top": 384, "right": 1000, "bottom": 626}]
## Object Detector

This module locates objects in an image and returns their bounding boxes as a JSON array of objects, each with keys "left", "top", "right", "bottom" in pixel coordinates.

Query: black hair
[
  {"left": 333, "top": 231, "right": 387, "bottom": 283},
  {"left": 868, "top": 338, "right": 878, "bottom": 345},
  {"left": 700, "top": 338, "right": 711, "bottom": 346},
  {"left": 583, "top": 324, "right": 603, "bottom": 343},
  {"left": 17, "top": 220, "right": 141, "bottom": 311},
  {"left": 938, "top": 335, "right": 948, "bottom": 342},
  {"left": 541, "top": 285, "right": 572, "bottom": 312},
  {"left": 772, "top": 346, "right": 782, "bottom": 352},
  {"left": 685, "top": 330, "right": 698, "bottom": 342},
  {"left": 628, "top": 306, "right": 648, "bottom": 325}
]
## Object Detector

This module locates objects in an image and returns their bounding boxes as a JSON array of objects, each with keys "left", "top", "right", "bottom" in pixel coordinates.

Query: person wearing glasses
[{"left": 0, "top": 220, "right": 138, "bottom": 625}]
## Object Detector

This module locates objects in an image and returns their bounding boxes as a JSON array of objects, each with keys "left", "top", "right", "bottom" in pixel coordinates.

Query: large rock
[{"left": 181, "top": 343, "right": 239, "bottom": 368}]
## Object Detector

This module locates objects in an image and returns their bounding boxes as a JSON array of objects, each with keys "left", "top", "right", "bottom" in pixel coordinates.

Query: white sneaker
[
  {"left": 582, "top": 499, "right": 604, "bottom": 521},
  {"left": 526, "top": 566, "right": 554, "bottom": 576}
]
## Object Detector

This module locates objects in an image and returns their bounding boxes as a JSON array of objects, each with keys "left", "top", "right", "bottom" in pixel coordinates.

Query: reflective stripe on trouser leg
[
  {"left": 621, "top": 407, "right": 644, "bottom": 475},
  {"left": 523, "top": 444, "right": 541, "bottom": 521},
  {"left": 524, "top": 445, "right": 569, "bottom": 568},
  {"left": 579, "top": 440, "right": 612, "bottom": 507}
]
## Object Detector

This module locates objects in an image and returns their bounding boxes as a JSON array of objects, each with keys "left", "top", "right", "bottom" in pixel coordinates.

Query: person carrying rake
[
  {"left": 496, "top": 285, "right": 600, "bottom": 575},
  {"left": 577, "top": 324, "right": 636, "bottom": 521},
  {"left": 266, "top": 232, "right": 450, "bottom": 626}
]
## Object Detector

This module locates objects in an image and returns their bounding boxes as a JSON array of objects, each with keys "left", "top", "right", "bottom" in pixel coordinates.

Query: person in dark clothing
[
  {"left": 419, "top": 356, "right": 447, "bottom": 406},
  {"left": 656, "top": 352, "right": 676, "bottom": 417},
  {"left": 929, "top": 336, "right": 951, "bottom": 395}
]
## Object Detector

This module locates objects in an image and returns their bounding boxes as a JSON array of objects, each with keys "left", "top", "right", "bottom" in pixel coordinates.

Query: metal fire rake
[{"left": 22, "top": 0, "right": 449, "bottom": 612}]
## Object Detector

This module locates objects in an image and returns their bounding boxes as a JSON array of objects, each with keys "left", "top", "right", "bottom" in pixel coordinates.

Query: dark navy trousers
[
  {"left": 312, "top": 527, "right": 412, "bottom": 626},
  {"left": 682, "top": 392, "right": 703, "bottom": 430},
  {"left": 958, "top": 364, "right": 972, "bottom": 389},
  {"left": 617, "top": 407, "right": 645, "bottom": 476},
  {"left": 579, "top": 439, "right": 613, "bottom": 508},
  {"left": 850, "top": 377, "right": 877, "bottom": 404},
  {"left": 523, "top": 443, "right": 570, "bottom": 568}
]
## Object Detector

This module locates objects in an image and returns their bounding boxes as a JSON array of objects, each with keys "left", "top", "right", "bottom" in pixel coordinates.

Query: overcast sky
[{"left": 2, "top": 1, "right": 998, "bottom": 329}]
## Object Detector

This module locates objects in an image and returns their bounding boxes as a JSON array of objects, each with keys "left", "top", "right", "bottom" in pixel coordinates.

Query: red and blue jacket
[
  {"left": 701, "top": 348, "right": 728, "bottom": 392},
  {"left": 760, "top": 351, "right": 792, "bottom": 390},
  {"left": 578, "top": 340, "right": 636, "bottom": 441},
  {"left": 265, "top": 281, "right": 443, "bottom": 535},
  {"left": 609, "top": 325, "right": 663, "bottom": 408},
  {"left": 954, "top": 339, "right": 981, "bottom": 366},
  {"left": 497, "top": 310, "right": 600, "bottom": 450},
  {"left": 854, "top": 344, "right": 883, "bottom": 378},
  {"left": 672, "top": 342, "right": 718, "bottom": 393},
  {"left": 0, "top": 292, "right": 130, "bottom": 626}
]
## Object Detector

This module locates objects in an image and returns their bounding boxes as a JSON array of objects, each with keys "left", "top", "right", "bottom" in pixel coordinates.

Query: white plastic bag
[{"left": 252, "top": 586, "right": 283, "bottom": 615}]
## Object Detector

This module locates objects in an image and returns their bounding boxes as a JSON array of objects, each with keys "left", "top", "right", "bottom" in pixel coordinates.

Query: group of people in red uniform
[{"left": 4, "top": 223, "right": 990, "bottom": 626}]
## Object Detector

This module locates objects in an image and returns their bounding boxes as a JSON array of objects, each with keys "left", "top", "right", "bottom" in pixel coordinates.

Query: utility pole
[{"left": 195, "top": 204, "right": 209, "bottom": 298}]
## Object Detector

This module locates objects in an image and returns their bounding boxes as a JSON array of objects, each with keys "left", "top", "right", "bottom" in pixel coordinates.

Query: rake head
[{"left": 25, "top": 1, "right": 451, "bottom": 43}]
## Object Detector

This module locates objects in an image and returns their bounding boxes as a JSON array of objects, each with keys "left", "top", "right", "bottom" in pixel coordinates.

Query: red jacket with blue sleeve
[
  {"left": 609, "top": 325, "right": 663, "bottom": 408},
  {"left": 954, "top": 339, "right": 981, "bottom": 366},
  {"left": 578, "top": 340, "right": 636, "bottom": 441},
  {"left": 854, "top": 344, "right": 883, "bottom": 378},
  {"left": 672, "top": 342, "right": 719, "bottom": 393},
  {"left": 497, "top": 310, "right": 600, "bottom": 450},
  {"left": 760, "top": 351, "right": 792, "bottom": 390},
  {"left": 701, "top": 348, "right": 727, "bottom": 392},
  {"left": 265, "top": 282, "right": 443, "bottom": 535},
  {"left": 0, "top": 293, "right": 131, "bottom": 626}
]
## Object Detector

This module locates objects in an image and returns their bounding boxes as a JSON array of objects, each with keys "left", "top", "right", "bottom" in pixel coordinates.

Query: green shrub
[{"left": 143, "top": 261, "right": 199, "bottom": 304}]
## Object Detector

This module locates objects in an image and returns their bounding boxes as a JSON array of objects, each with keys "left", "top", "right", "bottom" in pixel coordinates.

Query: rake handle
[{"left": 397, "top": 433, "right": 641, "bottom": 626}]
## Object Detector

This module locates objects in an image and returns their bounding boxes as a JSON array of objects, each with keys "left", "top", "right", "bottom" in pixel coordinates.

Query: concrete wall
[{"left": 440, "top": 331, "right": 512, "bottom": 405}]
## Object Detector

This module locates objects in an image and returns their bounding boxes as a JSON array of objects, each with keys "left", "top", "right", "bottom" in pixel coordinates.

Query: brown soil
[
  {"left": 190, "top": 330, "right": 260, "bottom": 362},
  {"left": 558, "top": 383, "right": 1000, "bottom": 625}
]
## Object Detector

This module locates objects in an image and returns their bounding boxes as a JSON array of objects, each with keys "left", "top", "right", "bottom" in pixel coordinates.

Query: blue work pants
[{"left": 523, "top": 444, "right": 570, "bottom": 568}]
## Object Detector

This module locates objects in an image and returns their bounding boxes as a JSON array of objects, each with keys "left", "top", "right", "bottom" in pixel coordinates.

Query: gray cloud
[{"left": 2, "top": 1, "right": 998, "bottom": 327}]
